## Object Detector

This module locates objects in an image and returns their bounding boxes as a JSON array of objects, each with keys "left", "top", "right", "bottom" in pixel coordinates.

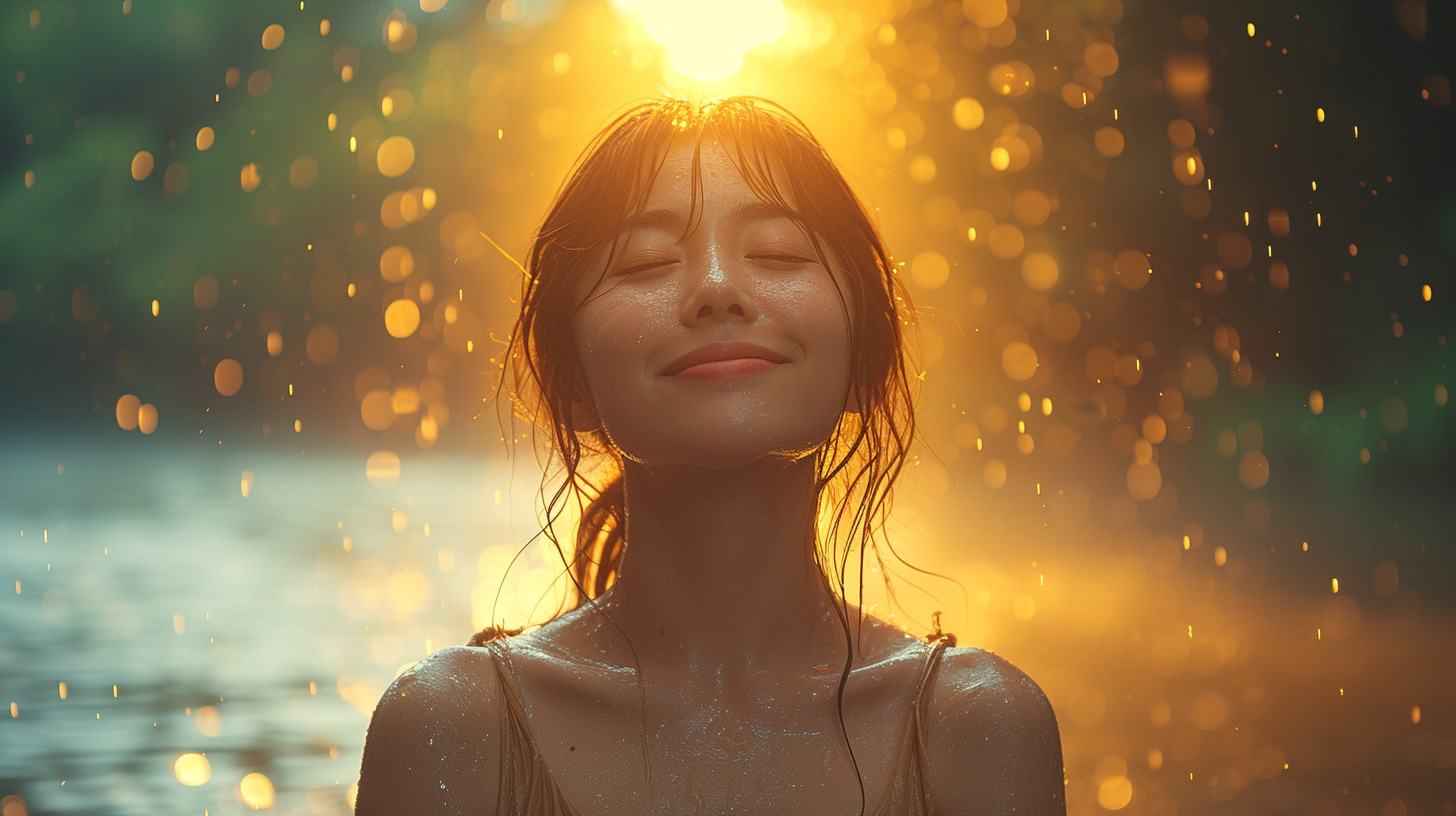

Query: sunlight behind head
[{"left": 611, "top": 0, "right": 789, "bottom": 83}]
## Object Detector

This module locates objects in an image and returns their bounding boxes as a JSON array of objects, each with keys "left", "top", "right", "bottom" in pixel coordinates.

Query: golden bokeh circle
[
  {"left": 366, "top": 450, "right": 401, "bottom": 488},
  {"left": 173, "top": 753, "right": 211, "bottom": 786},
  {"left": 213, "top": 359, "right": 244, "bottom": 397},
  {"left": 116, "top": 394, "right": 141, "bottom": 430},
  {"left": 385, "top": 299, "right": 422, "bottom": 338},
  {"left": 1238, "top": 451, "right": 1270, "bottom": 490},
  {"left": 377, "top": 136, "right": 416, "bottom": 177},
  {"left": 910, "top": 251, "right": 950, "bottom": 290},
  {"left": 239, "top": 772, "right": 275, "bottom": 809},
  {"left": 138, "top": 404, "right": 158, "bottom": 435},
  {"left": 1021, "top": 252, "right": 1059, "bottom": 290},
  {"left": 1001, "top": 341, "right": 1039, "bottom": 382},
  {"left": 130, "top": 151, "right": 154, "bottom": 181},
  {"left": 1127, "top": 461, "right": 1162, "bottom": 501}
]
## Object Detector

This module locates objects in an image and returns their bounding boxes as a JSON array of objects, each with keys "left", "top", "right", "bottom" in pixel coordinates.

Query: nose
[{"left": 680, "top": 242, "right": 758, "bottom": 325}]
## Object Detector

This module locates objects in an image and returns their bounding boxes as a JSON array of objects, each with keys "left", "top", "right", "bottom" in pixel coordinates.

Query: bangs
[{"left": 538, "top": 97, "right": 872, "bottom": 305}]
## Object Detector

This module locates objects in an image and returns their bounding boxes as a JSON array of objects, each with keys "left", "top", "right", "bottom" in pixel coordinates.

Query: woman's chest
[{"left": 512, "top": 661, "right": 923, "bottom": 815}]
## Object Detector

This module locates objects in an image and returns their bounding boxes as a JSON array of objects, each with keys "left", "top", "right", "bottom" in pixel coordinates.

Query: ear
[
  {"left": 569, "top": 376, "right": 602, "bottom": 433},
  {"left": 571, "top": 397, "right": 601, "bottom": 433}
]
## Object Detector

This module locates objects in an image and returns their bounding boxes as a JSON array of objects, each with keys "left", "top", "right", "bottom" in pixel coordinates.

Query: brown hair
[{"left": 489, "top": 94, "right": 920, "bottom": 633}]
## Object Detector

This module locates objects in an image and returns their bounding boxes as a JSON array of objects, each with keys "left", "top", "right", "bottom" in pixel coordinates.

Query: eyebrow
[{"left": 616, "top": 199, "right": 796, "bottom": 239}]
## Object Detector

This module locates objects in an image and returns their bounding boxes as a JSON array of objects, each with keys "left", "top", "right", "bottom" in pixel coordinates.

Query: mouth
[{"left": 661, "top": 341, "right": 792, "bottom": 378}]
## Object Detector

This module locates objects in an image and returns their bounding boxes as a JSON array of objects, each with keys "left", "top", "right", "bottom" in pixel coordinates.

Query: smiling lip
[{"left": 662, "top": 341, "right": 791, "bottom": 377}]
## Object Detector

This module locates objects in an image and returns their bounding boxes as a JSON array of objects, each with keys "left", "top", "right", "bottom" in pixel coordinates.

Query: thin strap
[
  {"left": 484, "top": 640, "right": 531, "bottom": 730},
  {"left": 909, "top": 636, "right": 953, "bottom": 813},
  {"left": 914, "top": 636, "right": 952, "bottom": 723},
  {"left": 866, "top": 635, "right": 953, "bottom": 816},
  {"left": 483, "top": 640, "right": 582, "bottom": 816}
]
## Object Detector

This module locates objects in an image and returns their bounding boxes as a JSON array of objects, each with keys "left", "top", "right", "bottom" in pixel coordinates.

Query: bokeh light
[
  {"left": 3, "top": 3, "right": 1453, "bottom": 816},
  {"left": 238, "top": 772, "right": 275, "bottom": 809},
  {"left": 366, "top": 451, "right": 401, "bottom": 488},
  {"left": 376, "top": 136, "right": 416, "bottom": 177},
  {"left": 172, "top": 753, "right": 211, "bottom": 786},
  {"left": 214, "top": 359, "right": 244, "bottom": 397},
  {"left": 130, "top": 151, "right": 153, "bottom": 181},
  {"left": 115, "top": 395, "right": 140, "bottom": 431},
  {"left": 384, "top": 300, "right": 421, "bottom": 338},
  {"left": 137, "top": 404, "right": 158, "bottom": 435}
]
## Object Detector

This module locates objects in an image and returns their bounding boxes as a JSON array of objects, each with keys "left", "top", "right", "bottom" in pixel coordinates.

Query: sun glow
[{"left": 613, "top": 0, "right": 788, "bottom": 82}]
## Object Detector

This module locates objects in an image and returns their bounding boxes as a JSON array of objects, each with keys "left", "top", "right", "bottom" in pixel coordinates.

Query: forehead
[{"left": 640, "top": 137, "right": 801, "bottom": 215}]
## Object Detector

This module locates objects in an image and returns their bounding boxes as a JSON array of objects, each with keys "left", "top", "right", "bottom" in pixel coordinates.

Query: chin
[
  {"left": 665, "top": 446, "right": 819, "bottom": 471},
  {"left": 613, "top": 417, "right": 837, "bottom": 470}
]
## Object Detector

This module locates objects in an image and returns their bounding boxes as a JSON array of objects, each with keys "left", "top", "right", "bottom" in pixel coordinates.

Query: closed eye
[
  {"left": 617, "top": 259, "right": 678, "bottom": 276},
  {"left": 751, "top": 254, "right": 816, "bottom": 266},
  {"left": 615, "top": 252, "right": 814, "bottom": 275}
]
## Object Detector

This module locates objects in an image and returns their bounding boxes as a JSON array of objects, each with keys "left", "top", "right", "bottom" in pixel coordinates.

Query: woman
[{"left": 355, "top": 95, "right": 1064, "bottom": 815}]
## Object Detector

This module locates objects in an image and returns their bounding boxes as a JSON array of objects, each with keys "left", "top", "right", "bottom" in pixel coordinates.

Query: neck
[{"left": 600, "top": 454, "right": 853, "bottom": 677}]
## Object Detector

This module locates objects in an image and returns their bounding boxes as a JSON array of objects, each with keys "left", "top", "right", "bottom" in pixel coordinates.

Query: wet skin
[{"left": 355, "top": 140, "right": 1066, "bottom": 815}]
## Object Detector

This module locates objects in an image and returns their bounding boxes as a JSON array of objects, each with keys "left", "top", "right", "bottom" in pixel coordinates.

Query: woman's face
[{"left": 568, "top": 139, "right": 855, "bottom": 470}]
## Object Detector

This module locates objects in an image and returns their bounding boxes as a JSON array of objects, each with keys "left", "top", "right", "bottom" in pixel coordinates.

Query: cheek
[
  {"left": 572, "top": 287, "right": 673, "bottom": 385},
  {"left": 765, "top": 276, "right": 853, "bottom": 359}
]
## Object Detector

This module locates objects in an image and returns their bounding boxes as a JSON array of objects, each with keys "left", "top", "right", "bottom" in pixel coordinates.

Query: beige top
[{"left": 484, "top": 636, "right": 953, "bottom": 816}]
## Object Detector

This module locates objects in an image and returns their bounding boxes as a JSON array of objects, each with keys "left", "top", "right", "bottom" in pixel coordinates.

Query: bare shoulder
[
  {"left": 354, "top": 645, "right": 505, "bottom": 816},
  {"left": 925, "top": 646, "right": 1066, "bottom": 815},
  {"left": 932, "top": 645, "right": 1053, "bottom": 709}
]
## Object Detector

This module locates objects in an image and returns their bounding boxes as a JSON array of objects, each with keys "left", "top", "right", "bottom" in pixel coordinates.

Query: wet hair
[
  {"left": 489, "top": 93, "right": 920, "bottom": 626},
  {"left": 482, "top": 94, "right": 923, "bottom": 808}
]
